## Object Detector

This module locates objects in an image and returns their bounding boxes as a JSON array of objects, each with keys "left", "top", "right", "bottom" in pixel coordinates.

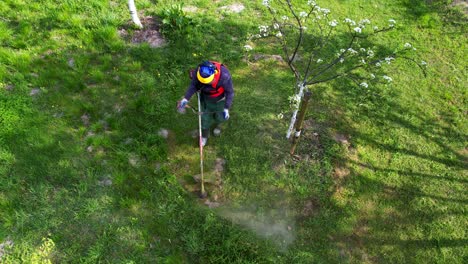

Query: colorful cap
[{"left": 197, "top": 61, "right": 216, "bottom": 84}]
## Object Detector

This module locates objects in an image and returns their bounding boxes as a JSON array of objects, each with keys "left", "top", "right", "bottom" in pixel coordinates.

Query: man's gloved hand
[
  {"left": 178, "top": 98, "right": 188, "bottom": 108},
  {"left": 177, "top": 98, "right": 188, "bottom": 113},
  {"left": 223, "top": 109, "right": 230, "bottom": 120}
]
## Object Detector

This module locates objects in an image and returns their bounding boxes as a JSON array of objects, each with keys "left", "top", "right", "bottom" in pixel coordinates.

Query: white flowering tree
[{"left": 256, "top": 0, "right": 426, "bottom": 154}]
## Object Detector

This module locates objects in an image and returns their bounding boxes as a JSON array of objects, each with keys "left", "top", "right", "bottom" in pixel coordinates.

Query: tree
[
  {"left": 128, "top": 0, "right": 143, "bottom": 29},
  {"left": 256, "top": 0, "right": 427, "bottom": 154}
]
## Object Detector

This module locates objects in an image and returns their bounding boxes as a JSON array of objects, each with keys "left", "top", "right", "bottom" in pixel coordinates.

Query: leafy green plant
[{"left": 159, "top": 4, "right": 197, "bottom": 38}]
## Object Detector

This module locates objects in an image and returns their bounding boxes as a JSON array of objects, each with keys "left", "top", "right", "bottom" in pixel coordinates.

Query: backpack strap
[{"left": 210, "top": 61, "right": 223, "bottom": 89}]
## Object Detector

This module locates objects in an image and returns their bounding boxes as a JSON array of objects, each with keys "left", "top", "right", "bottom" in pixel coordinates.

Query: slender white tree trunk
[
  {"left": 286, "top": 83, "right": 305, "bottom": 139},
  {"left": 128, "top": 0, "right": 143, "bottom": 29}
]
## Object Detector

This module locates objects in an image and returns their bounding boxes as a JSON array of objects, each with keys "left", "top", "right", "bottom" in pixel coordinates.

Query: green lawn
[{"left": 0, "top": 0, "right": 466, "bottom": 263}]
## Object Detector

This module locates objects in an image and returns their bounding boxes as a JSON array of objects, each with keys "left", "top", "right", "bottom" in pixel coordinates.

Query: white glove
[
  {"left": 177, "top": 98, "right": 188, "bottom": 114},
  {"left": 223, "top": 109, "right": 230, "bottom": 120},
  {"left": 178, "top": 98, "right": 188, "bottom": 109}
]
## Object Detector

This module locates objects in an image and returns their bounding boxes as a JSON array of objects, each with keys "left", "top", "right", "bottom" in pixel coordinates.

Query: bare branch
[
  {"left": 399, "top": 55, "right": 428, "bottom": 77},
  {"left": 285, "top": 0, "right": 304, "bottom": 77},
  {"left": 306, "top": 34, "right": 357, "bottom": 84}
]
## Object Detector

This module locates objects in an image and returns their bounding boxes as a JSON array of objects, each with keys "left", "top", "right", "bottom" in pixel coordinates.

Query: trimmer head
[{"left": 199, "top": 191, "right": 208, "bottom": 199}]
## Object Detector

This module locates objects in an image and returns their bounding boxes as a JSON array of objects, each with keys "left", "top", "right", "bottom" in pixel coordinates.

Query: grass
[{"left": 0, "top": 0, "right": 466, "bottom": 263}]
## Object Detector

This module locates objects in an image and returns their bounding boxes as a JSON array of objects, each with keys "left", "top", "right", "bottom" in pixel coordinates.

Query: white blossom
[
  {"left": 354, "top": 27, "right": 362, "bottom": 33},
  {"left": 389, "top": 19, "right": 396, "bottom": 27},
  {"left": 370, "top": 73, "right": 376, "bottom": 79},
  {"left": 299, "top": 11, "right": 308, "bottom": 18},
  {"left": 344, "top": 18, "right": 356, "bottom": 26},
  {"left": 262, "top": 0, "right": 270, "bottom": 7},
  {"left": 347, "top": 48, "right": 358, "bottom": 54},
  {"left": 244, "top": 45, "right": 253, "bottom": 51},
  {"left": 259, "top": 25, "right": 269, "bottom": 36},
  {"left": 278, "top": 113, "right": 284, "bottom": 119},
  {"left": 376, "top": 62, "right": 382, "bottom": 67},
  {"left": 307, "top": 0, "right": 317, "bottom": 6},
  {"left": 329, "top": 20, "right": 338, "bottom": 27},
  {"left": 385, "top": 57, "right": 394, "bottom": 64},
  {"left": 340, "top": 49, "right": 346, "bottom": 53},
  {"left": 360, "top": 48, "right": 366, "bottom": 52},
  {"left": 361, "top": 59, "right": 366, "bottom": 64},
  {"left": 322, "top": 9, "right": 330, "bottom": 15},
  {"left": 359, "top": 19, "right": 371, "bottom": 25},
  {"left": 316, "top": 58, "right": 323, "bottom": 63},
  {"left": 282, "top": 15, "right": 289, "bottom": 20},
  {"left": 383, "top": 75, "right": 393, "bottom": 82},
  {"left": 367, "top": 49, "right": 374, "bottom": 58},
  {"left": 339, "top": 58, "right": 345, "bottom": 63},
  {"left": 275, "top": 32, "right": 283, "bottom": 37},
  {"left": 373, "top": 26, "right": 379, "bottom": 31},
  {"left": 273, "top": 23, "right": 280, "bottom": 30},
  {"left": 404, "top": 43, "right": 412, "bottom": 48},
  {"left": 360, "top": 82, "right": 368, "bottom": 88},
  {"left": 421, "top": 60, "right": 427, "bottom": 66},
  {"left": 289, "top": 94, "right": 301, "bottom": 107}
]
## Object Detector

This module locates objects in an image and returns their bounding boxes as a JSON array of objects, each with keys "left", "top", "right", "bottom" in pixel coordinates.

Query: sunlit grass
[{"left": 0, "top": 0, "right": 466, "bottom": 263}]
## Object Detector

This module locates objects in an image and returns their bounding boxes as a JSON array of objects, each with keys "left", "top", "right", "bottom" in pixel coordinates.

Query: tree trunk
[
  {"left": 128, "top": 0, "right": 143, "bottom": 29},
  {"left": 286, "top": 83, "right": 306, "bottom": 139},
  {"left": 290, "top": 91, "right": 312, "bottom": 155}
]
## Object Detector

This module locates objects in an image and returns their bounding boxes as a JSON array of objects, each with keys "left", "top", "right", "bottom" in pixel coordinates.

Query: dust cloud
[{"left": 218, "top": 205, "right": 295, "bottom": 251}]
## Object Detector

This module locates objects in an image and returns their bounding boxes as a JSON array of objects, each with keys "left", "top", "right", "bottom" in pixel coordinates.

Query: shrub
[{"left": 159, "top": 4, "right": 197, "bottom": 39}]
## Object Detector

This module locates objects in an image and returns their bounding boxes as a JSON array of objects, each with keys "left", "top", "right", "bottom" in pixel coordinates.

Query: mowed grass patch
[
  {"left": 287, "top": 1, "right": 467, "bottom": 262},
  {"left": 1, "top": 0, "right": 276, "bottom": 262}
]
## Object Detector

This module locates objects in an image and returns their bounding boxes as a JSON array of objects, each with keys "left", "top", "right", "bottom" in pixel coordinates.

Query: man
[{"left": 178, "top": 60, "right": 234, "bottom": 146}]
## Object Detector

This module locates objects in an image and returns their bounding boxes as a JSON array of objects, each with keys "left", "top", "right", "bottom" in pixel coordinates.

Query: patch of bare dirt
[
  {"left": 29, "top": 88, "right": 41, "bottom": 96},
  {"left": 252, "top": 54, "right": 284, "bottom": 62},
  {"left": 158, "top": 128, "right": 169, "bottom": 139},
  {"left": 4, "top": 84, "right": 14, "bottom": 91},
  {"left": 0, "top": 238, "right": 13, "bottom": 260},
  {"left": 218, "top": 3, "right": 245, "bottom": 13},
  {"left": 457, "top": 147, "right": 468, "bottom": 157},
  {"left": 119, "top": 16, "right": 166, "bottom": 48},
  {"left": 452, "top": 0, "right": 468, "bottom": 15},
  {"left": 183, "top": 5, "right": 198, "bottom": 13},
  {"left": 190, "top": 157, "right": 226, "bottom": 207},
  {"left": 81, "top": 113, "right": 90, "bottom": 127},
  {"left": 333, "top": 133, "right": 350, "bottom": 146},
  {"left": 334, "top": 167, "right": 350, "bottom": 180},
  {"left": 300, "top": 197, "right": 321, "bottom": 218}
]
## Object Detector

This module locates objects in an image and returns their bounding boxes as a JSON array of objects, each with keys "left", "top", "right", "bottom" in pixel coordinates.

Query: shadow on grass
[
  {"left": 3, "top": 0, "right": 465, "bottom": 262},
  {"left": 0, "top": 7, "right": 290, "bottom": 262},
  {"left": 296, "top": 65, "right": 467, "bottom": 261},
  {"left": 401, "top": 0, "right": 468, "bottom": 29}
]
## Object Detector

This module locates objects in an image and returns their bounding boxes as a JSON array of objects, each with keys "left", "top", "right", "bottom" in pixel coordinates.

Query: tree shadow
[
  {"left": 3, "top": 0, "right": 465, "bottom": 262},
  {"left": 401, "top": 0, "right": 468, "bottom": 29},
  {"left": 297, "top": 58, "right": 467, "bottom": 261},
  {"left": 1, "top": 4, "right": 282, "bottom": 262}
]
